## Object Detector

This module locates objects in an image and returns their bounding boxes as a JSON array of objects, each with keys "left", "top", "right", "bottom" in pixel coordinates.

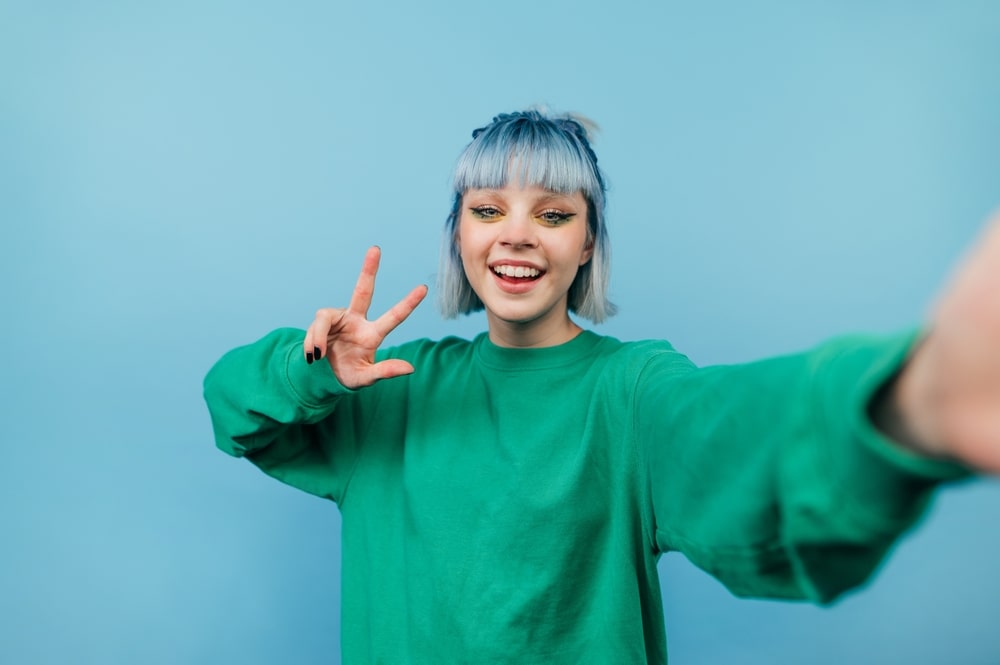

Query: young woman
[{"left": 204, "top": 110, "right": 997, "bottom": 663}]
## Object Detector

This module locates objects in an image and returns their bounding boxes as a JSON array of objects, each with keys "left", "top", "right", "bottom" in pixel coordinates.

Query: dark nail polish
[
  {"left": 314, "top": 346, "right": 322, "bottom": 359},
  {"left": 306, "top": 352, "right": 314, "bottom": 364}
]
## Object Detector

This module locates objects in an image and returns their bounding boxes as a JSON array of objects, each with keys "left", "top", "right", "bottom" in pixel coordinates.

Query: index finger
[
  {"left": 348, "top": 246, "right": 381, "bottom": 317},
  {"left": 373, "top": 284, "right": 429, "bottom": 338}
]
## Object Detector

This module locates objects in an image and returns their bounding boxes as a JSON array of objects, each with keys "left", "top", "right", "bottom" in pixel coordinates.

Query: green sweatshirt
[{"left": 204, "top": 328, "right": 965, "bottom": 664}]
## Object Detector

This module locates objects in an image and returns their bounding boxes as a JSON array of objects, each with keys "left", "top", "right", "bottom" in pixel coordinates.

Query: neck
[{"left": 486, "top": 311, "right": 583, "bottom": 349}]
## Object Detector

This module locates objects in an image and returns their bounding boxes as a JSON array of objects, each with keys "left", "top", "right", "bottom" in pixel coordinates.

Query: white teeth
[{"left": 493, "top": 265, "right": 540, "bottom": 278}]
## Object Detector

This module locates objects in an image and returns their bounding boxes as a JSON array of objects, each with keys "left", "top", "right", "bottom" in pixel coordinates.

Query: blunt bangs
[
  {"left": 439, "top": 110, "right": 617, "bottom": 324},
  {"left": 452, "top": 114, "right": 605, "bottom": 213}
]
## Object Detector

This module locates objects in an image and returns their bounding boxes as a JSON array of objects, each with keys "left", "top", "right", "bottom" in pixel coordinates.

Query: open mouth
[{"left": 492, "top": 264, "right": 544, "bottom": 282}]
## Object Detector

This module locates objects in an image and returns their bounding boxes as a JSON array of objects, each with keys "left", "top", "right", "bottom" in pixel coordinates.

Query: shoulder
[
  {"left": 595, "top": 334, "right": 691, "bottom": 367},
  {"left": 569, "top": 334, "right": 697, "bottom": 393}
]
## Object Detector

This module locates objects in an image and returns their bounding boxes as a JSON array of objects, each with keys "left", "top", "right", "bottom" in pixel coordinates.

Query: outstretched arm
[
  {"left": 638, "top": 333, "right": 966, "bottom": 605},
  {"left": 638, "top": 213, "right": 1000, "bottom": 602}
]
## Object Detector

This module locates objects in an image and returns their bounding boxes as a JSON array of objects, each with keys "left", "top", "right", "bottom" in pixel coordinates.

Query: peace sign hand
[{"left": 303, "top": 247, "right": 428, "bottom": 390}]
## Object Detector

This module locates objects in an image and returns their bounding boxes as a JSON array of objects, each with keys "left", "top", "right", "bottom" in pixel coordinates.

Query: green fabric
[{"left": 204, "top": 328, "right": 966, "bottom": 664}]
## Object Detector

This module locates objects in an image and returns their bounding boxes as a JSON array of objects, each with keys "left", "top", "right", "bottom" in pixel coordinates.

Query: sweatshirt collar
[{"left": 475, "top": 330, "right": 603, "bottom": 371}]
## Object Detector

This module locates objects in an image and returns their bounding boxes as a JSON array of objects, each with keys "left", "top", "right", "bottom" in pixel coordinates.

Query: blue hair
[{"left": 438, "top": 110, "right": 617, "bottom": 323}]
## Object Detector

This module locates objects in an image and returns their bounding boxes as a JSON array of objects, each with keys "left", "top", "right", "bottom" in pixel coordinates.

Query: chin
[
  {"left": 489, "top": 307, "right": 542, "bottom": 325},
  {"left": 486, "top": 300, "right": 560, "bottom": 327}
]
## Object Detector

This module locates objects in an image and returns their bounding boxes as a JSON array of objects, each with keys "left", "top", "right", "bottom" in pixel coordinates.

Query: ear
[{"left": 580, "top": 238, "right": 595, "bottom": 266}]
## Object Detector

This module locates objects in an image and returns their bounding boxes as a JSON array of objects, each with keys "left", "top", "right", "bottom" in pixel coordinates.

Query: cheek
[
  {"left": 456, "top": 221, "right": 480, "bottom": 277},
  {"left": 458, "top": 219, "right": 489, "bottom": 259}
]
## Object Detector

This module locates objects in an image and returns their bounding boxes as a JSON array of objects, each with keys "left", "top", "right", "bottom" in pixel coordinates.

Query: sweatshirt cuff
[
  {"left": 280, "top": 331, "right": 356, "bottom": 410},
  {"left": 837, "top": 330, "right": 969, "bottom": 528}
]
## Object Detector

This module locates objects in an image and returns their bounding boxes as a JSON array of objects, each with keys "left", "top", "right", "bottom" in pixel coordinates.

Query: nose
[{"left": 497, "top": 211, "right": 537, "bottom": 249}]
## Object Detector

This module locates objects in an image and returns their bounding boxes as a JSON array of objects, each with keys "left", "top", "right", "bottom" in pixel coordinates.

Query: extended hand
[
  {"left": 303, "top": 247, "right": 428, "bottom": 390},
  {"left": 892, "top": 212, "right": 1000, "bottom": 473}
]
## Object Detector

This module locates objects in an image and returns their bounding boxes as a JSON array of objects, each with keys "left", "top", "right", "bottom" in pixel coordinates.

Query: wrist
[{"left": 870, "top": 341, "right": 948, "bottom": 460}]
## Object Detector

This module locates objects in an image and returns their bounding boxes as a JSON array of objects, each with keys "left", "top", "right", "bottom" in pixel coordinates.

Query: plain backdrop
[{"left": 3, "top": 1, "right": 1000, "bottom": 663}]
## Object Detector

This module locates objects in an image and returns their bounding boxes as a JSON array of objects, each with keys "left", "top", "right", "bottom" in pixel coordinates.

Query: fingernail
[
  {"left": 306, "top": 352, "right": 314, "bottom": 364},
  {"left": 314, "top": 346, "right": 322, "bottom": 359}
]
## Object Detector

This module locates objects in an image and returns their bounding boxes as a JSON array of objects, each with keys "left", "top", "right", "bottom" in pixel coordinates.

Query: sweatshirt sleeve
[
  {"left": 635, "top": 331, "right": 969, "bottom": 604},
  {"left": 203, "top": 327, "right": 373, "bottom": 503}
]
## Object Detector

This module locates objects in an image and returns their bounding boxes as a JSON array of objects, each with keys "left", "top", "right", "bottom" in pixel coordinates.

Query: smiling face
[{"left": 458, "top": 183, "right": 594, "bottom": 347}]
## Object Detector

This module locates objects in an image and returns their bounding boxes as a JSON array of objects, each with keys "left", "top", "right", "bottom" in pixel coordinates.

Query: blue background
[{"left": 3, "top": 1, "right": 1000, "bottom": 663}]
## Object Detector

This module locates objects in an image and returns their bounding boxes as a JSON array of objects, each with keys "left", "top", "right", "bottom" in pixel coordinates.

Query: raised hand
[
  {"left": 303, "top": 246, "right": 428, "bottom": 390},
  {"left": 889, "top": 212, "right": 1000, "bottom": 473}
]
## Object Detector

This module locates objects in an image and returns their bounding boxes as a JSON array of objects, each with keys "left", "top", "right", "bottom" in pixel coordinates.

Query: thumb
[{"left": 369, "top": 359, "right": 416, "bottom": 383}]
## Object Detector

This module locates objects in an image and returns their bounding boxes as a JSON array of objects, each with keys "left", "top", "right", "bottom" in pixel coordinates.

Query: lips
[{"left": 487, "top": 260, "right": 545, "bottom": 294}]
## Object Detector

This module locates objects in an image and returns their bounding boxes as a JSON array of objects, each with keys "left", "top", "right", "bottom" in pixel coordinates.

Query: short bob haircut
[{"left": 438, "top": 109, "right": 617, "bottom": 323}]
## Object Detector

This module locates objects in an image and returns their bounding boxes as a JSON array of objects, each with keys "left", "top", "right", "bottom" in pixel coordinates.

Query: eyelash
[
  {"left": 538, "top": 210, "right": 574, "bottom": 225},
  {"left": 469, "top": 206, "right": 576, "bottom": 225},
  {"left": 470, "top": 206, "right": 502, "bottom": 220}
]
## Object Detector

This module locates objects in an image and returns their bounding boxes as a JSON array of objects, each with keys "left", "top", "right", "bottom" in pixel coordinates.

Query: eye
[
  {"left": 470, "top": 205, "right": 503, "bottom": 220},
  {"left": 538, "top": 209, "right": 575, "bottom": 225}
]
